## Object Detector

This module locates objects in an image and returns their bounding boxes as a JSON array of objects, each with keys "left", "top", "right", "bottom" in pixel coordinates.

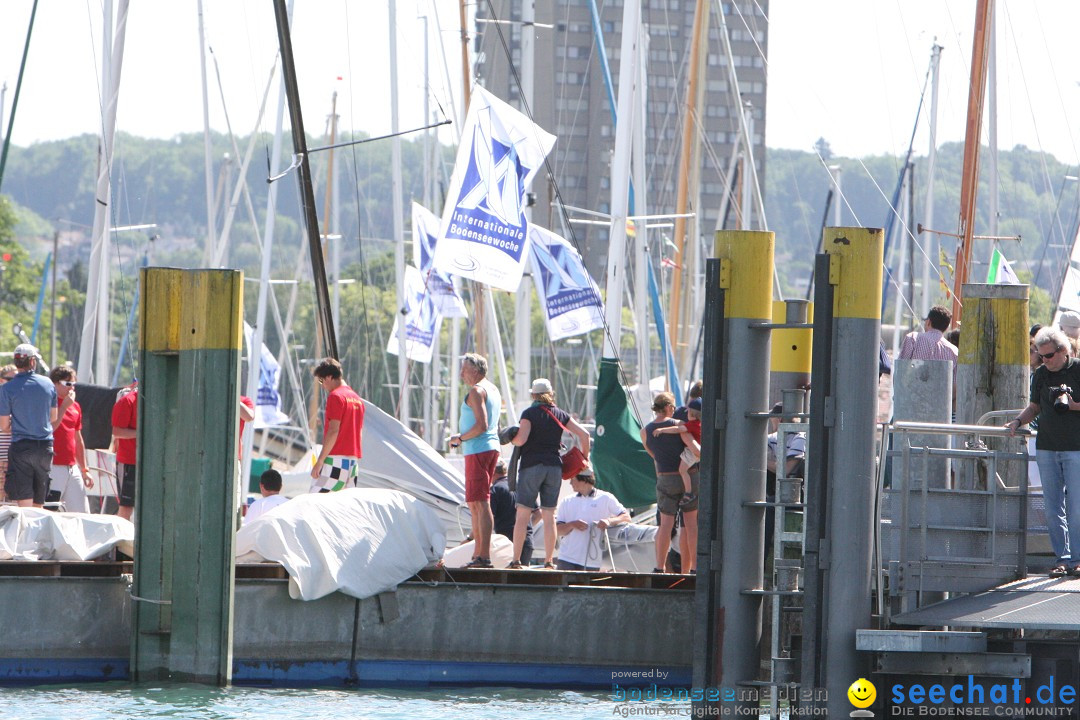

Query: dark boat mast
[{"left": 272, "top": 0, "right": 338, "bottom": 359}]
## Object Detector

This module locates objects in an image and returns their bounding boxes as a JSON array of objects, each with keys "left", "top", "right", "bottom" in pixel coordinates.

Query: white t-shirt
[
  {"left": 768, "top": 431, "right": 806, "bottom": 460},
  {"left": 556, "top": 488, "right": 627, "bottom": 568},
  {"left": 244, "top": 494, "right": 289, "bottom": 525}
]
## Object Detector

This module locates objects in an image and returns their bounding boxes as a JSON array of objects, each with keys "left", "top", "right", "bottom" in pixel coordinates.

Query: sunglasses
[
  {"left": 1039, "top": 348, "right": 1061, "bottom": 360},
  {"left": 61, "top": 381, "right": 76, "bottom": 387}
]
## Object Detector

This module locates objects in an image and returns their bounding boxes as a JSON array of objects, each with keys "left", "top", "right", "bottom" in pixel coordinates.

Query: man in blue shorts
[{"left": 0, "top": 344, "right": 57, "bottom": 508}]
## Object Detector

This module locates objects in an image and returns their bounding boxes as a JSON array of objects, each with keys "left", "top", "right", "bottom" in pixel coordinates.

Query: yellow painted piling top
[
  {"left": 771, "top": 301, "right": 813, "bottom": 373},
  {"left": 957, "top": 283, "right": 1029, "bottom": 367},
  {"left": 141, "top": 268, "right": 244, "bottom": 352},
  {"left": 823, "top": 227, "right": 883, "bottom": 320},
  {"left": 714, "top": 230, "right": 774, "bottom": 320}
]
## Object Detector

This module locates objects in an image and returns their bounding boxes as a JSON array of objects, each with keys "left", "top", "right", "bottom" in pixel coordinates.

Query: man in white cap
[
  {"left": 0, "top": 344, "right": 57, "bottom": 507},
  {"left": 1058, "top": 311, "right": 1080, "bottom": 341}
]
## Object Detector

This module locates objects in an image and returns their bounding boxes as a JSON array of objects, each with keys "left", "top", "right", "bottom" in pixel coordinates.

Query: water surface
[{"left": 4, "top": 684, "right": 682, "bottom": 720}]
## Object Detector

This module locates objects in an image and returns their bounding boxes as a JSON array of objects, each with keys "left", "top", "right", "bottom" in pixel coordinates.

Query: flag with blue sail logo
[
  {"left": 387, "top": 265, "right": 442, "bottom": 364},
  {"left": 242, "top": 322, "right": 290, "bottom": 427},
  {"left": 528, "top": 224, "right": 603, "bottom": 341},
  {"left": 411, "top": 202, "right": 468, "bottom": 318},
  {"left": 432, "top": 85, "right": 556, "bottom": 291}
]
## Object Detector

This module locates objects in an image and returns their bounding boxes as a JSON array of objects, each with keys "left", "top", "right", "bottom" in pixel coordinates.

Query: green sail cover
[{"left": 592, "top": 357, "right": 658, "bottom": 508}]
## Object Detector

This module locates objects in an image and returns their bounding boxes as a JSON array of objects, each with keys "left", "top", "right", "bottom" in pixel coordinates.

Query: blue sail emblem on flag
[
  {"left": 457, "top": 121, "right": 528, "bottom": 230},
  {"left": 444, "top": 111, "right": 530, "bottom": 268},
  {"left": 412, "top": 202, "right": 468, "bottom": 318},
  {"left": 432, "top": 86, "right": 556, "bottom": 292},
  {"left": 387, "top": 265, "right": 442, "bottom": 364},
  {"left": 528, "top": 225, "right": 604, "bottom": 342}
]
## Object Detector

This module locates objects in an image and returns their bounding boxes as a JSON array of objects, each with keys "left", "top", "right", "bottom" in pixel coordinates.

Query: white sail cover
[
  {"left": 281, "top": 402, "right": 470, "bottom": 544},
  {"left": 387, "top": 265, "right": 442, "bottom": 364},
  {"left": 411, "top": 201, "right": 468, "bottom": 318},
  {"left": 236, "top": 488, "right": 444, "bottom": 601},
  {"left": 432, "top": 85, "right": 556, "bottom": 291},
  {"left": 528, "top": 224, "right": 604, "bottom": 341},
  {"left": 0, "top": 507, "right": 133, "bottom": 561}
]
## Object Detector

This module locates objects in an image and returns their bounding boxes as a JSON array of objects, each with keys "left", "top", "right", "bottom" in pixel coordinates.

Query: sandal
[
  {"left": 1049, "top": 564, "right": 1069, "bottom": 578},
  {"left": 543, "top": 562, "right": 556, "bottom": 569},
  {"left": 679, "top": 492, "right": 697, "bottom": 507},
  {"left": 1069, "top": 565, "right": 1080, "bottom": 577},
  {"left": 652, "top": 567, "right": 665, "bottom": 574},
  {"left": 507, "top": 561, "right": 524, "bottom": 569},
  {"left": 464, "top": 557, "right": 493, "bottom": 569}
]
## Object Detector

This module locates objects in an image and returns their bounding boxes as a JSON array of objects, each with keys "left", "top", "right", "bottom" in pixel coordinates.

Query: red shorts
[{"left": 464, "top": 449, "right": 500, "bottom": 502}]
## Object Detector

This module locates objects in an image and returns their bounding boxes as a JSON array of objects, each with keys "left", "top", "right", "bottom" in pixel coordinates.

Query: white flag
[
  {"left": 242, "top": 323, "right": 290, "bottom": 427},
  {"left": 528, "top": 225, "right": 604, "bottom": 341},
  {"left": 387, "top": 265, "right": 442, "bottom": 364},
  {"left": 411, "top": 202, "right": 468, "bottom": 318},
  {"left": 432, "top": 85, "right": 556, "bottom": 291}
]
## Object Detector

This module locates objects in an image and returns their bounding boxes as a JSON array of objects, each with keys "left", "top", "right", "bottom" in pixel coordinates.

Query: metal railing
[{"left": 876, "top": 416, "right": 1031, "bottom": 618}]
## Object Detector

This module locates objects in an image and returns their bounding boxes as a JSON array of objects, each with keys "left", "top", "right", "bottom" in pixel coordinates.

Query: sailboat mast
[
  {"left": 242, "top": 0, "right": 295, "bottom": 483},
  {"left": 513, "top": 0, "right": 536, "bottom": 418},
  {"left": 78, "top": 0, "right": 128, "bottom": 385},
  {"left": 390, "top": 0, "right": 409, "bottom": 425},
  {"left": 987, "top": 6, "right": 999, "bottom": 242},
  {"left": 920, "top": 42, "right": 942, "bottom": 320},
  {"left": 668, "top": 0, "right": 708, "bottom": 380},
  {"left": 950, "top": 0, "right": 994, "bottom": 325},
  {"left": 272, "top": 0, "right": 338, "bottom": 358},
  {"left": 602, "top": 0, "right": 641, "bottom": 360},
  {"left": 197, "top": 0, "right": 217, "bottom": 268}
]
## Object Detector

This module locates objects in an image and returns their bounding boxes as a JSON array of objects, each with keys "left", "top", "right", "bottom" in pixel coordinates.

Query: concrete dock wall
[{"left": 0, "top": 575, "right": 693, "bottom": 687}]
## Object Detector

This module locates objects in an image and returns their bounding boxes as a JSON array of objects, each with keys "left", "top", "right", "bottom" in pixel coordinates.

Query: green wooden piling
[{"left": 131, "top": 267, "right": 243, "bottom": 684}]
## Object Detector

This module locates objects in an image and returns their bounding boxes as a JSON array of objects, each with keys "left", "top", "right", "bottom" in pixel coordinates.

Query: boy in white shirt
[
  {"left": 245, "top": 469, "right": 289, "bottom": 525},
  {"left": 554, "top": 468, "right": 630, "bottom": 571}
]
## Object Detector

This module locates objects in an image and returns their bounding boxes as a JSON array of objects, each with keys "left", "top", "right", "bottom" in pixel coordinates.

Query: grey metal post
[
  {"left": 713, "top": 231, "right": 774, "bottom": 694},
  {"left": 819, "top": 228, "right": 884, "bottom": 716}
]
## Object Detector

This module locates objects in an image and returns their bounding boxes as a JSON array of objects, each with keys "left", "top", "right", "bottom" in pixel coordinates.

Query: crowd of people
[
  {"left": 0, "top": 341, "right": 762, "bottom": 578},
  {"left": 0, "top": 345, "right": 357, "bottom": 525}
]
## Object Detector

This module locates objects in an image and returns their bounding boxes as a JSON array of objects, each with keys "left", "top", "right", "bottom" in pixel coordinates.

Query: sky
[{"left": 1, "top": 0, "right": 1079, "bottom": 169}]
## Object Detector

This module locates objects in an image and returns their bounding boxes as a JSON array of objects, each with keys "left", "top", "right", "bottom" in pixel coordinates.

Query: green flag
[{"left": 592, "top": 358, "right": 659, "bottom": 508}]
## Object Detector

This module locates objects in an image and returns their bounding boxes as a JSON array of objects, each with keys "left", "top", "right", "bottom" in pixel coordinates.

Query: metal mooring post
[
  {"left": 693, "top": 231, "right": 774, "bottom": 708},
  {"left": 132, "top": 268, "right": 243, "bottom": 684},
  {"left": 816, "top": 228, "right": 884, "bottom": 715}
]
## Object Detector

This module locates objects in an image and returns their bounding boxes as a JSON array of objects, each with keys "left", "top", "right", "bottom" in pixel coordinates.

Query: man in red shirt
[
  {"left": 310, "top": 358, "right": 364, "bottom": 493},
  {"left": 112, "top": 382, "right": 138, "bottom": 521},
  {"left": 48, "top": 366, "right": 92, "bottom": 513}
]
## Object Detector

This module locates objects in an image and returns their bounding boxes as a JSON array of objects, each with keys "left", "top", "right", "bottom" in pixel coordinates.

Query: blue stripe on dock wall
[{"left": 0, "top": 658, "right": 691, "bottom": 690}]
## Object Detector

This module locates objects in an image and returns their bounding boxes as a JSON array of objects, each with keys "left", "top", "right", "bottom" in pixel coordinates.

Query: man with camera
[{"left": 1008, "top": 327, "right": 1080, "bottom": 578}]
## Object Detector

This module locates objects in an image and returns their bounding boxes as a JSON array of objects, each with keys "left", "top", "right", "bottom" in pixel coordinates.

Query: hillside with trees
[{"left": 0, "top": 133, "right": 1073, "bottom": 418}]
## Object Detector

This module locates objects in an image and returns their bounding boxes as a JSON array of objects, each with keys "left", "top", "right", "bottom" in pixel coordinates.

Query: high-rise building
[{"left": 473, "top": 0, "right": 768, "bottom": 277}]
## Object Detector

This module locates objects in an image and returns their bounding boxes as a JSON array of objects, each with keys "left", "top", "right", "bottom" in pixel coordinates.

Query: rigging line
[
  {"left": 1000, "top": 1, "right": 1076, "bottom": 298},
  {"left": 479, "top": 2, "right": 617, "bottom": 350},
  {"left": 1032, "top": 171, "right": 1072, "bottom": 298},
  {"left": 1021, "top": 1, "right": 1080, "bottom": 167},
  {"left": 307, "top": 120, "right": 453, "bottom": 154},
  {"left": 342, "top": 0, "right": 382, "bottom": 399}
]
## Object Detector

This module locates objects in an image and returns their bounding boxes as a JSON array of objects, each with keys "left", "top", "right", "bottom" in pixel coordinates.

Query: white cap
[
  {"left": 13, "top": 343, "right": 38, "bottom": 358},
  {"left": 530, "top": 377, "right": 554, "bottom": 395}
]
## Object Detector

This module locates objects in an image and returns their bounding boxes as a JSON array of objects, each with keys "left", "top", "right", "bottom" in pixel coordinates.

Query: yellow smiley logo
[{"left": 848, "top": 678, "right": 876, "bottom": 709}]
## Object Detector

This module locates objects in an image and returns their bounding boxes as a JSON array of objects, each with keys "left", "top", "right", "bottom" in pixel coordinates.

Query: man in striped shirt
[{"left": 898, "top": 305, "right": 958, "bottom": 365}]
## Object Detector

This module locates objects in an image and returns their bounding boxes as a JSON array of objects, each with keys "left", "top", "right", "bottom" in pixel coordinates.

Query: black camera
[{"left": 1050, "top": 385, "right": 1073, "bottom": 415}]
